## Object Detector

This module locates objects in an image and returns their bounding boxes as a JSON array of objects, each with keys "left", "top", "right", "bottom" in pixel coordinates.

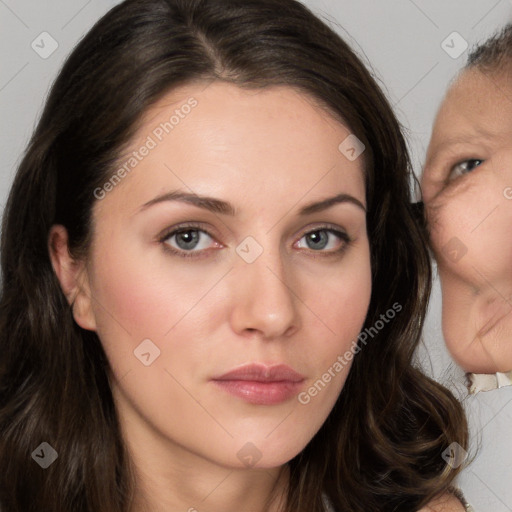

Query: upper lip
[{"left": 213, "top": 363, "right": 305, "bottom": 382}]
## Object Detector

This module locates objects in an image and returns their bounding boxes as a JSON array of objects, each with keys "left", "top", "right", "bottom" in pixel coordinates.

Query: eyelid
[
  {"left": 157, "top": 221, "right": 219, "bottom": 242},
  {"left": 293, "top": 223, "right": 350, "bottom": 246}
]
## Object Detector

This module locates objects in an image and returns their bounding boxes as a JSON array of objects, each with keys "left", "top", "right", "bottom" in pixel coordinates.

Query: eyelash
[{"left": 158, "top": 222, "right": 352, "bottom": 260}]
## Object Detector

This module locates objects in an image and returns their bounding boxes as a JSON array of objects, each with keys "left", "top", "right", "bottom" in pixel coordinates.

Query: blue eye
[
  {"left": 296, "top": 229, "right": 349, "bottom": 252},
  {"left": 159, "top": 224, "right": 351, "bottom": 259},
  {"left": 162, "top": 226, "right": 216, "bottom": 257},
  {"left": 450, "top": 158, "right": 483, "bottom": 179}
]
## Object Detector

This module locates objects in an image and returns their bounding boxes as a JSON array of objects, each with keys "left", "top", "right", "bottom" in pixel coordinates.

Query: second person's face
[{"left": 422, "top": 68, "right": 512, "bottom": 373}]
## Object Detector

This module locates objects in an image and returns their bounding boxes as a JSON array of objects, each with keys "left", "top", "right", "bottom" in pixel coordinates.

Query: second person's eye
[{"left": 449, "top": 158, "right": 484, "bottom": 179}]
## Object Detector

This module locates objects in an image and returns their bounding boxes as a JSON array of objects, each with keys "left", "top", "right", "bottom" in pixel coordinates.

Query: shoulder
[{"left": 418, "top": 491, "right": 466, "bottom": 512}]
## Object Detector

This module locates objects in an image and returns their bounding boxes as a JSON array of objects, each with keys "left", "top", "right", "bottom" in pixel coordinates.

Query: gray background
[{"left": 1, "top": 0, "right": 512, "bottom": 510}]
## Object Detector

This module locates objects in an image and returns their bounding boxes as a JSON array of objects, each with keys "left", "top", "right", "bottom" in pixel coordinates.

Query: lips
[
  {"left": 212, "top": 363, "right": 305, "bottom": 405},
  {"left": 214, "top": 363, "right": 305, "bottom": 382}
]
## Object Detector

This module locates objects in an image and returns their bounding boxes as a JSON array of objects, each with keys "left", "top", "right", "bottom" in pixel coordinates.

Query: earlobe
[{"left": 48, "top": 224, "right": 97, "bottom": 331}]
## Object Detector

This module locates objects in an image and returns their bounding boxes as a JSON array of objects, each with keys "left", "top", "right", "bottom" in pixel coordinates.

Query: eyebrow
[{"left": 136, "top": 190, "right": 366, "bottom": 216}]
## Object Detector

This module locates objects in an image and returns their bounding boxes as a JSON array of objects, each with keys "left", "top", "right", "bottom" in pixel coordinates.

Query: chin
[
  {"left": 446, "top": 336, "right": 512, "bottom": 374},
  {"left": 225, "top": 428, "right": 319, "bottom": 470}
]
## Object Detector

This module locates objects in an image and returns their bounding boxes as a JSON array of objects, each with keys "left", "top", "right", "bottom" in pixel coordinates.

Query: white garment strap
[{"left": 467, "top": 370, "right": 512, "bottom": 394}]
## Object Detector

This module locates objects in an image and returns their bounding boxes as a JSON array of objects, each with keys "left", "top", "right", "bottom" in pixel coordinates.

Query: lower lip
[{"left": 213, "top": 380, "right": 303, "bottom": 405}]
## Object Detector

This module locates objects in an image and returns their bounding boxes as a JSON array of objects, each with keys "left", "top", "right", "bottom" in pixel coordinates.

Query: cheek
[
  {"left": 319, "top": 252, "right": 372, "bottom": 345},
  {"left": 429, "top": 187, "right": 512, "bottom": 281},
  {"left": 301, "top": 240, "right": 372, "bottom": 376},
  {"left": 86, "top": 232, "right": 230, "bottom": 375},
  {"left": 291, "top": 248, "right": 372, "bottom": 431}
]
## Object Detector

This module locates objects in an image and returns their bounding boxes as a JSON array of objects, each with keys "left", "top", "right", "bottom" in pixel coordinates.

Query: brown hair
[{"left": 0, "top": 1, "right": 468, "bottom": 511}]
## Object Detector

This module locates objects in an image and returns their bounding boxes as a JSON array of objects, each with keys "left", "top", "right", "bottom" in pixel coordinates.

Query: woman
[{"left": 0, "top": 0, "right": 469, "bottom": 510}]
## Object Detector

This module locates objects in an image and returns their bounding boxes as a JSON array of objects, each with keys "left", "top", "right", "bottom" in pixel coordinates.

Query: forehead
[
  {"left": 423, "top": 69, "right": 512, "bottom": 173},
  {"left": 433, "top": 68, "right": 512, "bottom": 140},
  {"left": 95, "top": 81, "right": 367, "bottom": 220},
  {"left": 145, "top": 81, "right": 358, "bottom": 160}
]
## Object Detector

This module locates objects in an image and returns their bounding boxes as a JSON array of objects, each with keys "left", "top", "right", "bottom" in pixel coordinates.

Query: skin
[
  {"left": 422, "top": 68, "right": 512, "bottom": 374},
  {"left": 423, "top": 494, "right": 465, "bottom": 512},
  {"left": 49, "top": 81, "right": 460, "bottom": 512}
]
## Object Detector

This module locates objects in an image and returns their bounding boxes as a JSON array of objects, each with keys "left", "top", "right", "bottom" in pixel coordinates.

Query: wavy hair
[{"left": 0, "top": 1, "right": 468, "bottom": 511}]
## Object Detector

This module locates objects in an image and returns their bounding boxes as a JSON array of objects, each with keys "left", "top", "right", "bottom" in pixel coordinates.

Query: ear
[{"left": 48, "top": 224, "right": 97, "bottom": 331}]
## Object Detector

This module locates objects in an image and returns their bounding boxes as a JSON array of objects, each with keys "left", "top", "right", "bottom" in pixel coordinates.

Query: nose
[{"left": 228, "top": 245, "right": 300, "bottom": 340}]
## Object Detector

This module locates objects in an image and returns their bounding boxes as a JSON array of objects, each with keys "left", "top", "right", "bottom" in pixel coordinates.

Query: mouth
[{"left": 212, "top": 363, "right": 305, "bottom": 405}]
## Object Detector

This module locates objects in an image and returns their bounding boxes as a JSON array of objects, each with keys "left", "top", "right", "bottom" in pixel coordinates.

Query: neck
[
  {"left": 118, "top": 412, "right": 290, "bottom": 512},
  {"left": 128, "top": 455, "right": 289, "bottom": 512}
]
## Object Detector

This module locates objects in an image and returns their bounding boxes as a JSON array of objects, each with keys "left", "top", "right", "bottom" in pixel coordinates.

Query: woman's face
[
  {"left": 422, "top": 68, "right": 512, "bottom": 373},
  {"left": 70, "top": 82, "right": 371, "bottom": 470}
]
